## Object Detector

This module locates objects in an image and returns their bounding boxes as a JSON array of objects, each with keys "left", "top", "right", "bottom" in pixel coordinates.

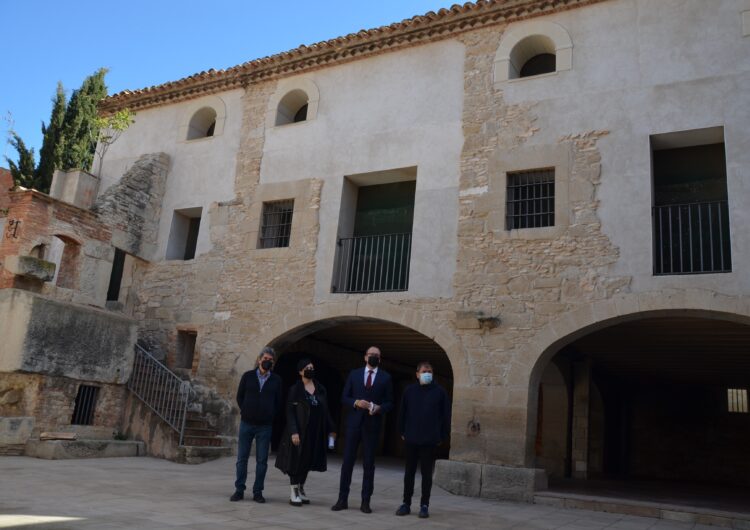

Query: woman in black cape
[{"left": 275, "top": 358, "right": 337, "bottom": 506}]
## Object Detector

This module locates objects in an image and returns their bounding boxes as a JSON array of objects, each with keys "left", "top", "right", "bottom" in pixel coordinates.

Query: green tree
[
  {"left": 60, "top": 68, "right": 108, "bottom": 171},
  {"left": 35, "top": 82, "right": 67, "bottom": 192},
  {"left": 93, "top": 108, "right": 135, "bottom": 176},
  {"left": 5, "top": 132, "right": 36, "bottom": 188}
]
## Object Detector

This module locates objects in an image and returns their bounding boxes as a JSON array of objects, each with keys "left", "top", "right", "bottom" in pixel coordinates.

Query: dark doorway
[
  {"left": 534, "top": 315, "right": 750, "bottom": 500},
  {"left": 269, "top": 318, "right": 453, "bottom": 460}
]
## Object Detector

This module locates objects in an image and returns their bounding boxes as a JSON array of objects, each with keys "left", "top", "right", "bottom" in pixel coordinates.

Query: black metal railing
[
  {"left": 332, "top": 232, "right": 412, "bottom": 293},
  {"left": 653, "top": 200, "right": 731, "bottom": 275},
  {"left": 128, "top": 344, "right": 195, "bottom": 446}
]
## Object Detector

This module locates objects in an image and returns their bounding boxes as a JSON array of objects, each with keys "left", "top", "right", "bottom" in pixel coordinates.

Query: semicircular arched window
[
  {"left": 187, "top": 107, "right": 218, "bottom": 140},
  {"left": 511, "top": 35, "right": 557, "bottom": 79},
  {"left": 276, "top": 90, "right": 310, "bottom": 126}
]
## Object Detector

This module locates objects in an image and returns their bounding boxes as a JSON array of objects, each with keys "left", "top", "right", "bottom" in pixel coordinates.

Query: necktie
[{"left": 366, "top": 370, "right": 373, "bottom": 389}]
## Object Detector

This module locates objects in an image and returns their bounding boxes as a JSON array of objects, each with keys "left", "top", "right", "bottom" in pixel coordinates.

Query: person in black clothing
[
  {"left": 275, "top": 358, "right": 337, "bottom": 506},
  {"left": 230, "top": 346, "right": 283, "bottom": 503},
  {"left": 395, "top": 361, "right": 451, "bottom": 519},
  {"left": 331, "top": 346, "right": 394, "bottom": 514}
]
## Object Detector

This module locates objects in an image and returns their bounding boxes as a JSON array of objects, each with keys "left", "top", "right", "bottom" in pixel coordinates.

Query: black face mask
[
  {"left": 367, "top": 356, "right": 380, "bottom": 368},
  {"left": 261, "top": 360, "right": 273, "bottom": 371},
  {"left": 303, "top": 368, "right": 315, "bottom": 379}
]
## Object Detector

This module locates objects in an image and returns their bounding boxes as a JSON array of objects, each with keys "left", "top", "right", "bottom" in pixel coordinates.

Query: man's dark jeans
[{"left": 234, "top": 421, "right": 272, "bottom": 495}]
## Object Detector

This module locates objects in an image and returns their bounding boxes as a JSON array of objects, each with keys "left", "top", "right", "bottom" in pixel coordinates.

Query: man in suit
[{"left": 331, "top": 346, "right": 394, "bottom": 514}]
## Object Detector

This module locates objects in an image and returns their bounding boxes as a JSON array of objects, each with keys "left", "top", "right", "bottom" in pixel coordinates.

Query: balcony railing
[
  {"left": 653, "top": 200, "right": 731, "bottom": 275},
  {"left": 332, "top": 232, "right": 412, "bottom": 293}
]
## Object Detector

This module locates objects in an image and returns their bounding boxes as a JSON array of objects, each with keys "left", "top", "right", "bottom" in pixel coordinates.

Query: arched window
[
  {"left": 276, "top": 90, "right": 310, "bottom": 126},
  {"left": 266, "top": 79, "right": 320, "bottom": 128},
  {"left": 179, "top": 96, "right": 227, "bottom": 142},
  {"left": 187, "top": 107, "right": 217, "bottom": 140},
  {"left": 29, "top": 244, "right": 47, "bottom": 260},
  {"left": 494, "top": 21, "right": 573, "bottom": 84}
]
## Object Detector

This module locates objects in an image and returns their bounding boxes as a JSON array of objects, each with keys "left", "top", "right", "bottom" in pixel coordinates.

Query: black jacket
[
  {"left": 236, "top": 369, "right": 283, "bottom": 426},
  {"left": 275, "top": 380, "right": 335, "bottom": 476},
  {"left": 398, "top": 382, "right": 451, "bottom": 446}
]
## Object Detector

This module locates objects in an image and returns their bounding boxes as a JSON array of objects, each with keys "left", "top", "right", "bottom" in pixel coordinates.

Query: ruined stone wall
[
  {"left": 0, "top": 372, "right": 127, "bottom": 438},
  {"left": 93, "top": 153, "right": 169, "bottom": 261}
]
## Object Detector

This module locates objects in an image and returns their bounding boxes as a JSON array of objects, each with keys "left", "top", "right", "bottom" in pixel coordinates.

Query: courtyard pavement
[{"left": 0, "top": 455, "right": 713, "bottom": 530}]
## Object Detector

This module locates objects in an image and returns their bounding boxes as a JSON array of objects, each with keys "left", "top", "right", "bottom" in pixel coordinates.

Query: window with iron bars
[
  {"left": 259, "top": 200, "right": 294, "bottom": 249},
  {"left": 71, "top": 385, "right": 99, "bottom": 425},
  {"left": 506, "top": 168, "right": 555, "bottom": 230}
]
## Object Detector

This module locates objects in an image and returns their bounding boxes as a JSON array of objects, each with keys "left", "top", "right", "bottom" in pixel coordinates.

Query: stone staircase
[{"left": 128, "top": 345, "right": 231, "bottom": 464}]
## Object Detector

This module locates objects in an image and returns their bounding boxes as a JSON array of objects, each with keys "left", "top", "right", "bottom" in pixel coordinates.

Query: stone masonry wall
[
  {"left": 126, "top": 23, "right": 634, "bottom": 470},
  {"left": 0, "top": 372, "right": 127, "bottom": 438},
  {"left": 447, "top": 27, "right": 630, "bottom": 466},
  {"left": 93, "top": 153, "right": 169, "bottom": 260}
]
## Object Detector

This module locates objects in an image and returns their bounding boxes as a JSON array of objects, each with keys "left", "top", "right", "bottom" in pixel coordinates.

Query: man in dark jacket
[
  {"left": 395, "top": 361, "right": 451, "bottom": 519},
  {"left": 331, "top": 346, "right": 394, "bottom": 514},
  {"left": 230, "top": 346, "right": 283, "bottom": 503}
]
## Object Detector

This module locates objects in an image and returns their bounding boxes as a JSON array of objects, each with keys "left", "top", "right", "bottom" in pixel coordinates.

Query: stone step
[
  {"left": 185, "top": 418, "right": 210, "bottom": 430},
  {"left": 534, "top": 491, "right": 750, "bottom": 528},
  {"left": 26, "top": 439, "right": 145, "bottom": 460},
  {"left": 178, "top": 445, "right": 233, "bottom": 465},
  {"left": 182, "top": 435, "right": 224, "bottom": 447},
  {"left": 183, "top": 427, "right": 218, "bottom": 437}
]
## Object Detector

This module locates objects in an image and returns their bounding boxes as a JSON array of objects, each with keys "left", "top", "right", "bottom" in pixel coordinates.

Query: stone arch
[
  {"left": 494, "top": 20, "right": 573, "bottom": 83},
  {"left": 240, "top": 301, "right": 464, "bottom": 382},
  {"left": 520, "top": 289, "right": 750, "bottom": 465},
  {"left": 179, "top": 95, "right": 227, "bottom": 141},
  {"left": 266, "top": 78, "right": 320, "bottom": 128}
]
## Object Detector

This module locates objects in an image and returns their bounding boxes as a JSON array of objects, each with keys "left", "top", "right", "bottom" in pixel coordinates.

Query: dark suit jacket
[{"left": 341, "top": 367, "right": 394, "bottom": 431}]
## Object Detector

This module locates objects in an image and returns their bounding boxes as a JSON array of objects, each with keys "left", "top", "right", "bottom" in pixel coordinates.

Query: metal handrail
[
  {"left": 652, "top": 199, "right": 732, "bottom": 275},
  {"left": 332, "top": 232, "right": 412, "bottom": 293},
  {"left": 127, "top": 344, "right": 195, "bottom": 446}
]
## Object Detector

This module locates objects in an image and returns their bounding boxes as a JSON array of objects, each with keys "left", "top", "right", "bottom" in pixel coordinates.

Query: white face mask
[{"left": 419, "top": 372, "right": 433, "bottom": 385}]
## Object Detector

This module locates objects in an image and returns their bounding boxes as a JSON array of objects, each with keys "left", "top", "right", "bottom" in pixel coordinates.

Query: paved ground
[{"left": 0, "top": 455, "right": 711, "bottom": 530}]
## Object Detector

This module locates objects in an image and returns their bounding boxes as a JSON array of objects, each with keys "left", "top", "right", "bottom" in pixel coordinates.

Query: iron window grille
[
  {"left": 71, "top": 385, "right": 99, "bottom": 425},
  {"left": 728, "top": 388, "right": 748, "bottom": 413},
  {"left": 259, "top": 200, "right": 294, "bottom": 248},
  {"left": 506, "top": 168, "right": 555, "bottom": 230}
]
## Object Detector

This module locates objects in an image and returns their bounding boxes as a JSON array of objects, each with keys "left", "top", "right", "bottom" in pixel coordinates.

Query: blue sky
[{"left": 1, "top": 0, "right": 457, "bottom": 163}]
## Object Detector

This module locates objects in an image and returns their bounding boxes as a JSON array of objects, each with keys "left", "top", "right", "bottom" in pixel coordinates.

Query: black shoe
[
  {"left": 229, "top": 491, "right": 244, "bottom": 502},
  {"left": 252, "top": 494, "right": 266, "bottom": 503},
  {"left": 418, "top": 505, "right": 429, "bottom": 518},
  {"left": 331, "top": 500, "right": 348, "bottom": 511},
  {"left": 395, "top": 503, "right": 410, "bottom": 516},
  {"left": 360, "top": 500, "right": 372, "bottom": 514}
]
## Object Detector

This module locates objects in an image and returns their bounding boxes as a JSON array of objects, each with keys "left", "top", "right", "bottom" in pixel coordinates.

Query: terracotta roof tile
[{"left": 100, "top": 0, "right": 606, "bottom": 113}]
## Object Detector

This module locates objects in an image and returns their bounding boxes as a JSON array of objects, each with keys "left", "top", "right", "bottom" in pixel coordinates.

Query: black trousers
[
  {"left": 402, "top": 443, "right": 436, "bottom": 507},
  {"left": 338, "top": 426, "right": 378, "bottom": 501}
]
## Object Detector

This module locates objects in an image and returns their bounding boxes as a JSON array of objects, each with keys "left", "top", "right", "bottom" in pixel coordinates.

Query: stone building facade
[{"left": 3, "top": 0, "right": 750, "bottom": 501}]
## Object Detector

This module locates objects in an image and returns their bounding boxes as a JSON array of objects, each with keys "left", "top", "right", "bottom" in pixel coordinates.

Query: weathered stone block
[
  {"left": 25, "top": 439, "right": 145, "bottom": 459},
  {"left": 0, "top": 416, "right": 34, "bottom": 444},
  {"left": 434, "top": 459, "right": 482, "bottom": 497},
  {"left": 480, "top": 464, "right": 547, "bottom": 502},
  {"left": 3, "top": 255, "right": 56, "bottom": 282}
]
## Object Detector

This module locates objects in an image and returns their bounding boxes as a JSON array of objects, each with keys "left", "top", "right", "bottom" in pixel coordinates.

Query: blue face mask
[{"left": 419, "top": 372, "right": 433, "bottom": 385}]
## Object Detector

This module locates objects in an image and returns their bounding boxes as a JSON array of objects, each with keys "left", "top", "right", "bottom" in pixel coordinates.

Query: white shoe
[
  {"left": 290, "top": 485, "right": 303, "bottom": 507},
  {"left": 298, "top": 484, "right": 310, "bottom": 504}
]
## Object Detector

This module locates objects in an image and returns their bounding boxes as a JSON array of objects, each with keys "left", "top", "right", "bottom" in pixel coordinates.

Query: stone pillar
[{"left": 571, "top": 359, "right": 591, "bottom": 479}]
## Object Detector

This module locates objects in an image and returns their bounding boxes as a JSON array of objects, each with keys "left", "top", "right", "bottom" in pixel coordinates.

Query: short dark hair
[
  {"left": 416, "top": 361, "right": 433, "bottom": 372},
  {"left": 256, "top": 346, "right": 276, "bottom": 366}
]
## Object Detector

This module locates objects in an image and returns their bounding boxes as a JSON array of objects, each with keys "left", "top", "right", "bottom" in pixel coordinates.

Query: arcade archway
[
  {"left": 530, "top": 312, "right": 750, "bottom": 507},
  {"left": 267, "top": 316, "right": 454, "bottom": 458}
]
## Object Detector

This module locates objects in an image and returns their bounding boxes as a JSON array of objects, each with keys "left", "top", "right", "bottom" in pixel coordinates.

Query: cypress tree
[
  {"left": 60, "top": 68, "right": 108, "bottom": 171},
  {"left": 5, "top": 133, "right": 36, "bottom": 188},
  {"left": 35, "top": 82, "right": 67, "bottom": 192}
]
